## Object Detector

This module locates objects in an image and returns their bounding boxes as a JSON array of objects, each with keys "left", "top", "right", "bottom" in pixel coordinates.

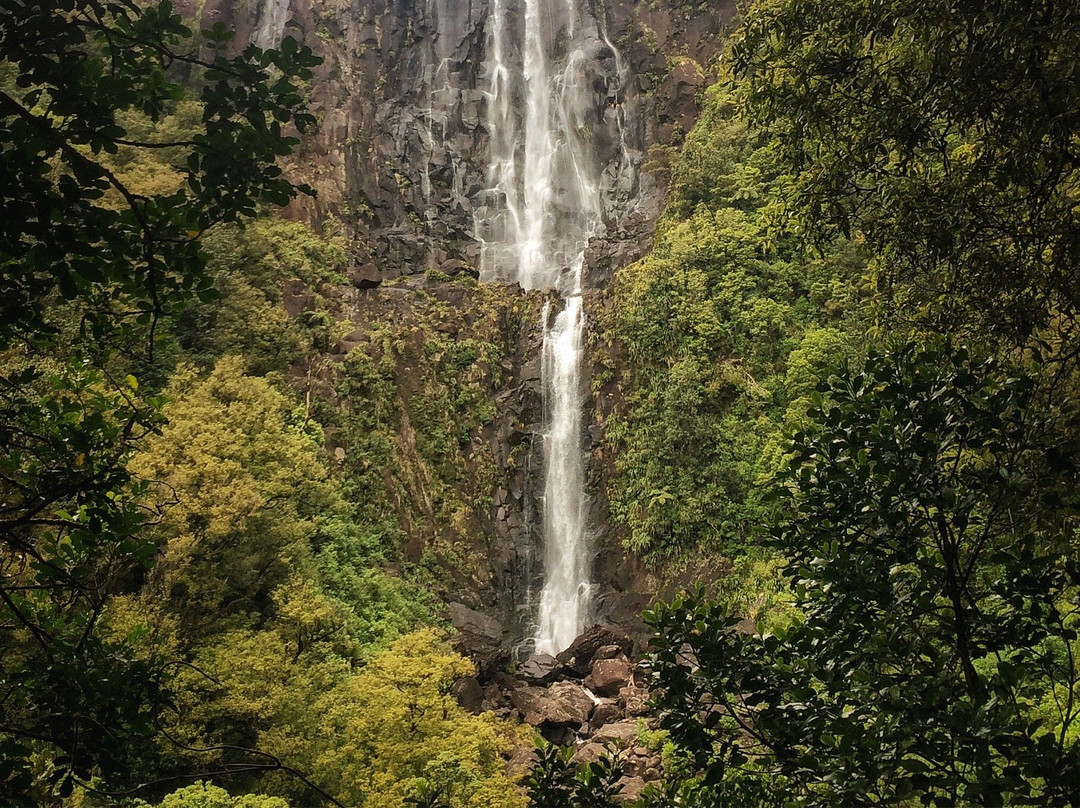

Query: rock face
[{"left": 179, "top": 0, "right": 734, "bottom": 284}]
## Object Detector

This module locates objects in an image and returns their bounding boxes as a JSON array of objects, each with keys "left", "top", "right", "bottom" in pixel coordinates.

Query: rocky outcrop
[
  {"left": 452, "top": 626, "right": 666, "bottom": 793},
  {"left": 556, "top": 623, "right": 635, "bottom": 674}
]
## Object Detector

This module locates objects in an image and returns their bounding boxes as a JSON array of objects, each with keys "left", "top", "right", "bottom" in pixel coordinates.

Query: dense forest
[{"left": 2, "top": 0, "right": 1080, "bottom": 806}]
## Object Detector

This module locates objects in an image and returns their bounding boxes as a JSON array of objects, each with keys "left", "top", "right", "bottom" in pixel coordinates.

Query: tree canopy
[
  {"left": 731, "top": 0, "right": 1080, "bottom": 344},
  {"left": 0, "top": 1, "right": 319, "bottom": 801},
  {"left": 648, "top": 344, "right": 1080, "bottom": 806}
]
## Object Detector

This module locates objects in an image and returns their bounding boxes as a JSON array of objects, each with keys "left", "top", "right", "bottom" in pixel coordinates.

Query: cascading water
[
  {"left": 252, "top": 0, "right": 290, "bottom": 49},
  {"left": 479, "top": 0, "right": 624, "bottom": 654},
  {"left": 535, "top": 265, "right": 590, "bottom": 654}
]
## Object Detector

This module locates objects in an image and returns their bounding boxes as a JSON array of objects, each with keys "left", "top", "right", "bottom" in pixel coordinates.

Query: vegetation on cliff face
[
  {"left": 603, "top": 84, "right": 868, "bottom": 560},
  {"left": 317, "top": 280, "right": 540, "bottom": 594}
]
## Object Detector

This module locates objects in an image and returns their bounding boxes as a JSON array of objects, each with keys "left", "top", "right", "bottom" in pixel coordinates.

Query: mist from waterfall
[{"left": 480, "top": 0, "right": 619, "bottom": 653}]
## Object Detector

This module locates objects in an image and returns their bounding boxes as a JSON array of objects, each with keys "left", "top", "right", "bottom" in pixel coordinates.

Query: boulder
[
  {"left": 624, "top": 748, "right": 661, "bottom": 778},
  {"left": 513, "top": 683, "right": 592, "bottom": 729},
  {"left": 557, "top": 625, "right": 634, "bottom": 675},
  {"left": 451, "top": 677, "right": 484, "bottom": 714},
  {"left": 571, "top": 743, "right": 606, "bottom": 765},
  {"left": 349, "top": 262, "right": 381, "bottom": 289},
  {"left": 616, "top": 776, "right": 649, "bottom": 804},
  {"left": 507, "top": 744, "right": 537, "bottom": 778},
  {"left": 589, "top": 700, "right": 624, "bottom": 730},
  {"left": 585, "top": 658, "right": 634, "bottom": 697},
  {"left": 518, "top": 653, "right": 564, "bottom": 685},
  {"left": 594, "top": 644, "right": 623, "bottom": 661},
  {"left": 510, "top": 685, "right": 546, "bottom": 716},
  {"left": 591, "top": 719, "right": 640, "bottom": 747},
  {"left": 619, "top": 685, "right": 650, "bottom": 717},
  {"left": 547, "top": 682, "right": 595, "bottom": 724}
]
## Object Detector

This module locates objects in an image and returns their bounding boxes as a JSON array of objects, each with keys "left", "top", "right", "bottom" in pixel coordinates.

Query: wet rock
[
  {"left": 451, "top": 677, "right": 484, "bottom": 714},
  {"left": 518, "top": 653, "right": 565, "bottom": 685},
  {"left": 521, "top": 356, "right": 542, "bottom": 383},
  {"left": 585, "top": 658, "right": 634, "bottom": 697},
  {"left": 510, "top": 685, "right": 545, "bottom": 716},
  {"left": 189, "top": 0, "right": 733, "bottom": 643}
]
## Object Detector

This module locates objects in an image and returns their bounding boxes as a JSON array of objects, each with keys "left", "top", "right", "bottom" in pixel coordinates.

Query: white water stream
[
  {"left": 481, "top": 0, "right": 619, "bottom": 654},
  {"left": 253, "top": 0, "right": 290, "bottom": 49}
]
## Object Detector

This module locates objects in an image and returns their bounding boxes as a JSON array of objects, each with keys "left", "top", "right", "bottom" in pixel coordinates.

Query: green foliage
[
  {"left": 130, "top": 358, "right": 335, "bottom": 632},
  {"left": 175, "top": 218, "right": 346, "bottom": 374},
  {"left": 730, "top": 0, "right": 1080, "bottom": 344},
  {"left": 168, "top": 630, "right": 526, "bottom": 808},
  {"left": 141, "top": 781, "right": 290, "bottom": 808},
  {"left": 647, "top": 344, "right": 1080, "bottom": 805},
  {"left": 0, "top": 2, "right": 318, "bottom": 798},
  {"left": 0, "top": 0, "right": 319, "bottom": 350},
  {"left": 605, "top": 87, "right": 866, "bottom": 558},
  {"left": 0, "top": 363, "right": 167, "bottom": 796},
  {"left": 311, "top": 630, "right": 526, "bottom": 808},
  {"left": 130, "top": 356, "right": 433, "bottom": 650},
  {"left": 524, "top": 742, "right": 627, "bottom": 808}
]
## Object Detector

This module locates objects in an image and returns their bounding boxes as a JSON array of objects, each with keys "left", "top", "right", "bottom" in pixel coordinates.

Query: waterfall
[
  {"left": 253, "top": 0, "right": 290, "bottom": 49},
  {"left": 535, "top": 266, "right": 590, "bottom": 654},
  {"left": 480, "top": 0, "right": 619, "bottom": 654}
]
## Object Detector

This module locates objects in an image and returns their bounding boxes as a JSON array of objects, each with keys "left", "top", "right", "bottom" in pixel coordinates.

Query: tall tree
[
  {"left": 0, "top": 1, "right": 318, "bottom": 801},
  {"left": 731, "top": 0, "right": 1080, "bottom": 345},
  {"left": 648, "top": 344, "right": 1080, "bottom": 806}
]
